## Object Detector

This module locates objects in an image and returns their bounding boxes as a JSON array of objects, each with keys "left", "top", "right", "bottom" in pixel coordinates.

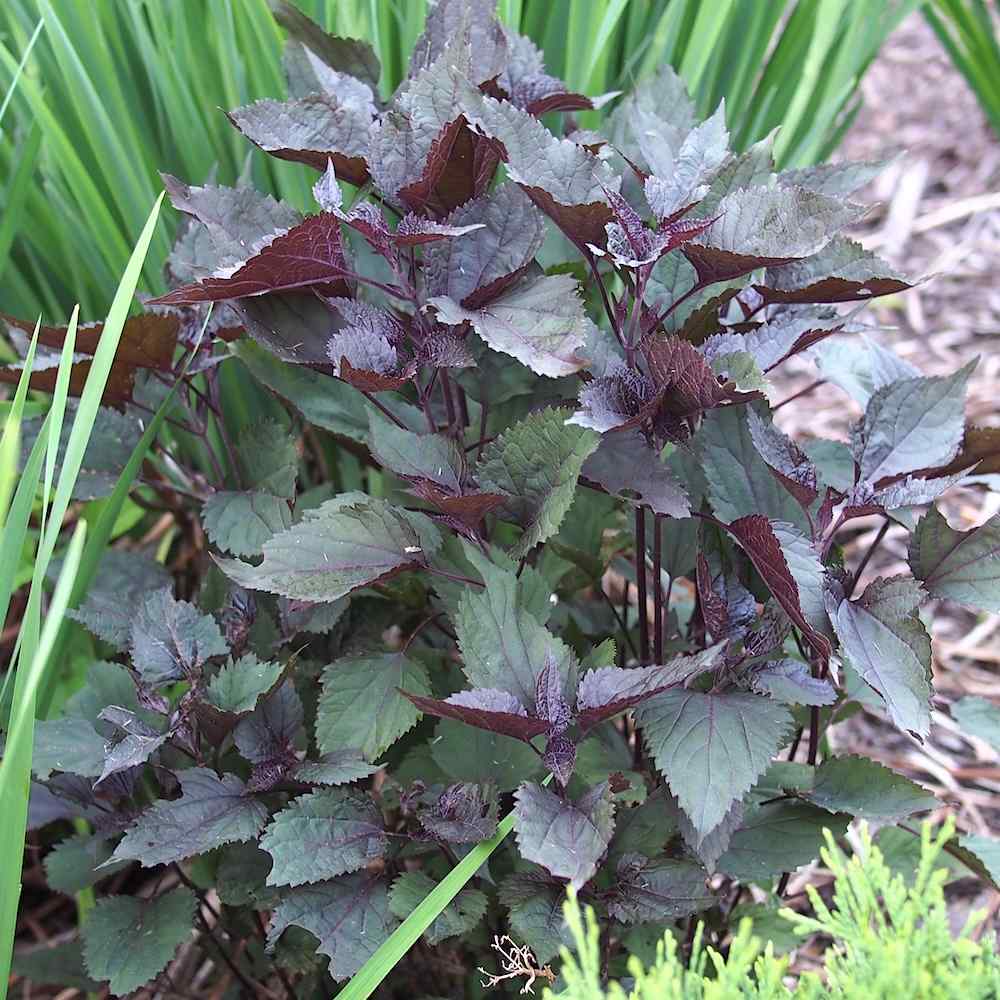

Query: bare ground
[{"left": 776, "top": 11, "right": 1000, "bottom": 932}]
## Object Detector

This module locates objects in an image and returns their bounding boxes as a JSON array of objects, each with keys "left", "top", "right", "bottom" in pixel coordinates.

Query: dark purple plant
[{"left": 21, "top": 1, "right": 1000, "bottom": 995}]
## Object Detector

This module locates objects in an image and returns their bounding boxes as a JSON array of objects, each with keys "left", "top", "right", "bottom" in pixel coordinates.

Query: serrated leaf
[
  {"left": 909, "top": 507, "right": 1000, "bottom": 613},
  {"left": 575, "top": 647, "right": 722, "bottom": 732},
  {"left": 498, "top": 874, "right": 571, "bottom": 964},
  {"left": 695, "top": 133, "right": 776, "bottom": 217},
  {"left": 202, "top": 490, "right": 292, "bottom": 557},
  {"left": 750, "top": 659, "right": 836, "bottom": 706},
  {"left": 806, "top": 756, "right": 936, "bottom": 821},
  {"left": 18, "top": 403, "right": 141, "bottom": 499},
  {"left": 812, "top": 334, "right": 919, "bottom": 409},
  {"left": 779, "top": 159, "right": 887, "bottom": 198},
  {"left": 746, "top": 407, "right": 818, "bottom": 505},
  {"left": 457, "top": 85, "right": 617, "bottom": 247},
  {"left": 97, "top": 707, "right": 169, "bottom": 784},
  {"left": 717, "top": 801, "right": 846, "bottom": 883},
  {"left": 11, "top": 940, "right": 101, "bottom": 993},
  {"left": 476, "top": 407, "right": 599, "bottom": 557},
  {"left": 82, "top": 887, "right": 195, "bottom": 996},
  {"left": 234, "top": 681, "right": 304, "bottom": 771},
  {"left": 45, "top": 834, "right": 128, "bottom": 895},
  {"left": 69, "top": 550, "right": 170, "bottom": 649},
  {"left": 831, "top": 587, "right": 931, "bottom": 738},
  {"left": 431, "top": 719, "right": 543, "bottom": 792},
  {"left": 952, "top": 696, "right": 1000, "bottom": 750},
  {"left": 677, "top": 799, "right": 744, "bottom": 873},
  {"left": 218, "top": 496, "right": 427, "bottom": 602},
  {"left": 111, "top": 769, "right": 268, "bottom": 867},
  {"left": 699, "top": 405, "right": 808, "bottom": 531},
  {"left": 566, "top": 366, "right": 654, "bottom": 433},
  {"left": 703, "top": 306, "right": 849, "bottom": 374},
  {"left": 724, "top": 516, "right": 831, "bottom": 655},
  {"left": 419, "top": 782, "right": 498, "bottom": 843},
  {"left": 293, "top": 750, "right": 379, "bottom": 786},
  {"left": 368, "top": 411, "right": 463, "bottom": 491},
  {"left": 279, "top": 596, "right": 348, "bottom": 639},
  {"left": 389, "top": 872, "right": 487, "bottom": 945},
  {"left": 261, "top": 789, "right": 385, "bottom": 886},
  {"left": 207, "top": 653, "right": 284, "bottom": 714},
  {"left": 267, "top": 873, "right": 396, "bottom": 982},
  {"left": 64, "top": 661, "right": 142, "bottom": 730},
  {"left": 431, "top": 273, "right": 591, "bottom": 379},
  {"left": 231, "top": 340, "right": 373, "bottom": 443},
  {"left": 239, "top": 418, "right": 299, "bottom": 497},
  {"left": 683, "top": 186, "right": 865, "bottom": 284},
  {"left": 160, "top": 174, "right": 300, "bottom": 272},
  {"left": 581, "top": 431, "right": 690, "bottom": 518},
  {"left": 316, "top": 652, "right": 430, "bottom": 760},
  {"left": 642, "top": 336, "right": 731, "bottom": 425},
  {"left": 513, "top": 781, "right": 614, "bottom": 887},
  {"left": 129, "top": 587, "right": 228, "bottom": 686},
  {"left": 31, "top": 718, "right": 105, "bottom": 780},
  {"left": 425, "top": 182, "right": 545, "bottom": 307},
  {"left": 402, "top": 688, "right": 548, "bottom": 743},
  {"left": 233, "top": 270, "right": 337, "bottom": 367},
  {"left": 757, "top": 236, "right": 909, "bottom": 305},
  {"left": 643, "top": 104, "right": 729, "bottom": 220},
  {"left": 771, "top": 522, "right": 831, "bottom": 642},
  {"left": 216, "top": 842, "right": 280, "bottom": 908},
  {"left": 853, "top": 364, "right": 973, "bottom": 483},
  {"left": 610, "top": 788, "right": 679, "bottom": 861},
  {"left": 227, "top": 95, "right": 371, "bottom": 185},
  {"left": 959, "top": 836, "right": 1000, "bottom": 888},
  {"left": 636, "top": 690, "right": 793, "bottom": 836},
  {"left": 153, "top": 211, "right": 350, "bottom": 305},
  {"left": 608, "top": 854, "right": 713, "bottom": 923},
  {"left": 725, "top": 515, "right": 830, "bottom": 652},
  {"left": 270, "top": 0, "right": 380, "bottom": 91},
  {"left": 454, "top": 546, "right": 577, "bottom": 707}
]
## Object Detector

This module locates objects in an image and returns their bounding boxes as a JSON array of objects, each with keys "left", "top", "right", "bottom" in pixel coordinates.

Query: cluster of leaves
[
  {"left": 553, "top": 818, "right": 1000, "bottom": 999},
  {"left": 19, "top": 1, "right": 1000, "bottom": 995}
]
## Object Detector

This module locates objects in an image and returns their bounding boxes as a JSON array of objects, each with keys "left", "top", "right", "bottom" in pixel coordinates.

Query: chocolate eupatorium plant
[{"left": 23, "top": 1, "right": 1000, "bottom": 996}]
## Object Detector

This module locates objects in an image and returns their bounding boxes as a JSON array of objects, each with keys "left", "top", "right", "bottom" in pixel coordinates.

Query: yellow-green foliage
[{"left": 549, "top": 819, "right": 1000, "bottom": 1000}]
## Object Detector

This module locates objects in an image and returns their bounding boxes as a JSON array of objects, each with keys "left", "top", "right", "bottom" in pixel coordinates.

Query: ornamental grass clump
[{"left": 19, "top": 1, "right": 1000, "bottom": 996}]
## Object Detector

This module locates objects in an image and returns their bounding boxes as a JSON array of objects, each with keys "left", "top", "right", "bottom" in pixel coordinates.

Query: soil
[{"left": 776, "top": 11, "right": 1000, "bottom": 931}]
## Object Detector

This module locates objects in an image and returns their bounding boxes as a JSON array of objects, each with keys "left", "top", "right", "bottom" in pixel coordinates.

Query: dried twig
[{"left": 478, "top": 935, "right": 555, "bottom": 995}]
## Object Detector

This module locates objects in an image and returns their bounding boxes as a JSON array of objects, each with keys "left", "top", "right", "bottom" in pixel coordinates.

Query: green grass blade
[
  {"left": 339, "top": 810, "right": 517, "bottom": 1000},
  {"left": 0, "top": 519, "right": 86, "bottom": 1000},
  {"left": 36, "top": 194, "right": 163, "bottom": 566},
  {"left": 0, "top": 321, "right": 41, "bottom": 632},
  {"left": 0, "top": 17, "right": 41, "bottom": 129},
  {"left": 0, "top": 121, "right": 41, "bottom": 282},
  {"left": 37, "top": 309, "right": 213, "bottom": 718}
]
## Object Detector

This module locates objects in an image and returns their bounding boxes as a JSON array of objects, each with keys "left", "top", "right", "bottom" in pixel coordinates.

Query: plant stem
[
  {"left": 807, "top": 704, "right": 821, "bottom": 765},
  {"left": 580, "top": 244, "right": 623, "bottom": 344},
  {"left": 775, "top": 871, "right": 791, "bottom": 898},
  {"left": 652, "top": 280, "right": 703, "bottom": 330},
  {"left": 773, "top": 379, "right": 825, "bottom": 410},
  {"left": 846, "top": 517, "right": 890, "bottom": 599},
  {"left": 634, "top": 507, "right": 649, "bottom": 664},
  {"left": 362, "top": 390, "right": 410, "bottom": 430},
  {"left": 440, "top": 369, "right": 458, "bottom": 433},
  {"left": 787, "top": 727, "right": 804, "bottom": 761},
  {"left": 598, "top": 583, "right": 640, "bottom": 663},
  {"left": 426, "top": 565, "right": 485, "bottom": 589},
  {"left": 173, "top": 865, "right": 261, "bottom": 998},
  {"left": 652, "top": 513, "right": 663, "bottom": 663},
  {"left": 476, "top": 394, "right": 490, "bottom": 461},
  {"left": 254, "top": 911, "right": 295, "bottom": 999}
]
